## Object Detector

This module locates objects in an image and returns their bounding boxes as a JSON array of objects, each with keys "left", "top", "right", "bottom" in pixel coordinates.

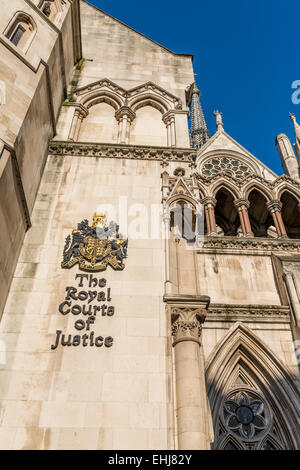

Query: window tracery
[
  {"left": 201, "top": 157, "right": 253, "bottom": 180},
  {"left": 217, "top": 386, "right": 285, "bottom": 450}
]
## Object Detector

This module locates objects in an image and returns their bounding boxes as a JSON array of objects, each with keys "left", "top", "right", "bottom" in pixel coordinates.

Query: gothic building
[{"left": 0, "top": 0, "right": 300, "bottom": 450}]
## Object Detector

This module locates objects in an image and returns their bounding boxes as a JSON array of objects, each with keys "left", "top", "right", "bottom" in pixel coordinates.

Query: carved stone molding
[
  {"left": 201, "top": 196, "right": 217, "bottom": 208},
  {"left": 207, "top": 304, "right": 291, "bottom": 323},
  {"left": 267, "top": 200, "right": 283, "bottom": 213},
  {"left": 171, "top": 308, "right": 206, "bottom": 344},
  {"left": 199, "top": 236, "right": 300, "bottom": 254},
  {"left": 164, "top": 295, "right": 210, "bottom": 346},
  {"left": 115, "top": 106, "right": 136, "bottom": 123},
  {"left": 234, "top": 198, "right": 250, "bottom": 210},
  {"left": 49, "top": 141, "right": 197, "bottom": 164}
]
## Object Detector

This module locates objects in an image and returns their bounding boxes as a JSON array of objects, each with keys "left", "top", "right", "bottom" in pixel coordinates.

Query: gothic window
[
  {"left": 4, "top": 13, "right": 36, "bottom": 53},
  {"left": 201, "top": 157, "right": 253, "bottom": 180},
  {"left": 170, "top": 202, "right": 197, "bottom": 243},
  {"left": 10, "top": 25, "right": 25, "bottom": 46},
  {"left": 224, "top": 441, "right": 238, "bottom": 451},
  {"left": 38, "top": 0, "right": 65, "bottom": 22},
  {"left": 216, "top": 387, "right": 284, "bottom": 450},
  {"left": 42, "top": 3, "right": 52, "bottom": 17}
]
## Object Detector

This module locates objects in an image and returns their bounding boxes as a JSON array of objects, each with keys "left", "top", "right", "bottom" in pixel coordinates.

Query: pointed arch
[
  {"left": 279, "top": 190, "right": 300, "bottom": 239},
  {"left": 130, "top": 93, "right": 170, "bottom": 114},
  {"left": 206, "top": 323, "right": 300, "bottom": 450},
  {"left": 79, "top": 90, "right": 123, "bottom": 111},
  {"left": 214, "top": 187, "right": 240, "bottom": 236},
  {"left": 243, "top": 182, "right": 274, "bottom": 202},
  {"left": 276, "top": 184, "right": 300, "bottom": 204},
  {"left": 210, "top": 179, "right": 241, "bottom": 201}
]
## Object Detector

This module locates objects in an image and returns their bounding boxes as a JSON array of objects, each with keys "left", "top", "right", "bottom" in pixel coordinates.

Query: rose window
[
  {"left": 201, "top": 157, "right": 253, "bottom": 180},
  {"left": 224, "top": 391, "right": 267, "bottom": 440}
]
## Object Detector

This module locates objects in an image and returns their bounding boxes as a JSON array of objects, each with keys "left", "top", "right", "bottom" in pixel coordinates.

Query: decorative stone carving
[
  {"left": 208, "top": 304, "right": 290, "bottom": 322},
  {"left": 199, "top": 236, "right": 300, "bottom": 253},
  {"left": 171, "top": 308, "right": 206, "bottom": 345},
  {"left": 49, "top": 141, "right": 196, "bottom": 163},
  {"left": 200, "top": 157, "right": 253, "bottom": 181}
]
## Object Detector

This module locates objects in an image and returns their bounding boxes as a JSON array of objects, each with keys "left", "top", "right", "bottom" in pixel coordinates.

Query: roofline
[{"left": 81, "top": 0, "right": 194, "bottom": 61}]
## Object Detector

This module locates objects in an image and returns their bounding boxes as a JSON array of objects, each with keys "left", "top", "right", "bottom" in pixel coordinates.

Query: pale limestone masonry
[
  {"left": 0, "top": 0, "right": 81, "bottom": 317},
  {"left": 0, "top": 0, "right": 300, "bottom": 451}
]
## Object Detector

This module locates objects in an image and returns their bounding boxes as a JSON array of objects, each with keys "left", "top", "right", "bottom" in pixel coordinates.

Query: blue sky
[{"left": 88, "top": 0, "right": 299, "bottom": 175}]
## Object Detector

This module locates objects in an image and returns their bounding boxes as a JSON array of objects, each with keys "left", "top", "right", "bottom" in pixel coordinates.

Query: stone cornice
[
  {"left": 198, "top": 236, "right": 300, "bottom": 254},
  {"left": 49, "top": 141, "right": 197, "bottom": 163},
  {"left": 207, "top": 304, "right": 291, "bottom": 323}
]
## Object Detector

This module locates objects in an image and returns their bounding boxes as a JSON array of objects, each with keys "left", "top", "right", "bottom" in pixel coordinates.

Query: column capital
[
  {"left": 267, "top": 200, "right": 283, "bottom": 213},
  {"left": 234, "top": 198, "right": 250, "bottom": 210},
  {"left": 115, "top": 106, "right": 136, "bottom": 123},
  {"left": 201, "top": 196, "right": 217, "bottom": 208},
  {"left": 73, "top": 103, "right": 89, "bottom": 119},
  {"left": 164, "top": 295, "right": 210, "bottom": 346}
]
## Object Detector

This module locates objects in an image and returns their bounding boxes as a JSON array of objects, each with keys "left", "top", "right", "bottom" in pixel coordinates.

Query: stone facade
[{"left": 0, "top": 0, "right": 300, "bottom": 450}]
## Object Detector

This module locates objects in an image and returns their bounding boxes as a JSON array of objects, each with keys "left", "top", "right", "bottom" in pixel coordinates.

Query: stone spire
[
  {"left": 290, "top": 113, "right": 300, "bottom": 160},
  {"left": 190, "top": 83, "right": 210, "bottom": 149},
  {"left": 276, "top": 133, "right": 299, "bottom": 181}
]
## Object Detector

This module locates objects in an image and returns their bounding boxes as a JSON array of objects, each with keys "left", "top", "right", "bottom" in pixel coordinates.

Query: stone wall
[
  {"left": 0, "top": 152, "right": 173, "bottom": 450},
  {"left": 0, "top": 0, "right": 81, "bottom": 318}
]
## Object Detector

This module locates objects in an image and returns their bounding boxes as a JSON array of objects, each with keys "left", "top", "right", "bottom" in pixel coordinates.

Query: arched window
[
  {"left": 38, "top": 0, "right": 65, "bottom": 22},
  {"left": 206, "top": 324, "right": 300, "bottom": 451},
  {"left": 170, "top": 201, "right": 198, "bottom": 243},
  {"left": 4, "top": 12, "right": 36, "bottom": 53}
]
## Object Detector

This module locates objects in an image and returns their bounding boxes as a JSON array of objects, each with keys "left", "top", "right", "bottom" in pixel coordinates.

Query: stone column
[
  {"left": 234, "top": 198, "right": 253, "bottom": 237},
  {"left": 74, "top": 113, "right": 84, "bottom": 142},
  {"left": 165, "top": 295, "right": 211, "bottom": 450},
  {"left": 267, "top": 200, "right": 287, "bottom": 238},
  {"left": 68, "top": 106, "right": 88, "bottom": 142},
  {"left": 166, "top": 122, "right": 171, "bottom": 147},
  {"left": 170, "top": 116, "right": 176, "bottom": 147},
  {"left": 202, "top": 197, "right": 217, "bottom": 236},
  {"left": 163, "top": 200, "right": 173, "bottom": 295},
  {"left": 115, "top": 107, "right": 136, "bottom": 144},
  {"left": 163, "top": 111, "right": 176, "bottom": 147}
]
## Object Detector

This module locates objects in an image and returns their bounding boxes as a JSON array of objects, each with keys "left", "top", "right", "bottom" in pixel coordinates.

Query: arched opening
[
  {"left": 5, "top": 12, "right": 36, "bottom": 53},
  {"left": 215, "top": 188, "right": 240, "bottom": 236},
  {"left": 38, "top": 0, "right": 64, "bottom": 22},
  {"left": 206, "top": 324, "right": 300, "bottom": 450},
  {"left": 130, "top": 105, "right": 167, "bottom": 146},
  {"left": 248, "top": 190, "right": 273, "bottom": 237},
  {"left": 170, "top": 200, "right": 197, "bottom": 243},
  {"left": 78, "top": 102, "right": 118, "bottom": 143},
  {"left": 280, "top": 192, "right": 300, "bottom": 239}
]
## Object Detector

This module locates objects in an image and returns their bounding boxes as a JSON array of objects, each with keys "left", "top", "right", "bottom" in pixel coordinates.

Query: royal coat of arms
[{"left": 62, "top": 214, "right": 128, "bottom": 272}]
